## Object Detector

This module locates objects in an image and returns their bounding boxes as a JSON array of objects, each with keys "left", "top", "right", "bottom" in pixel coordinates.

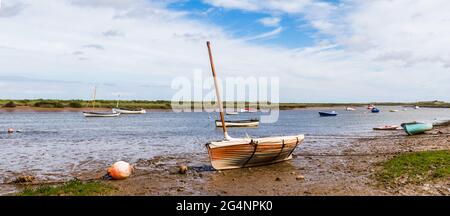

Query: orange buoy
[
  {"left": 7, "top": 128, "right": 14, "bottom": 134},
  {"left": 107, "top": 161, "right": 134, "bottom": 180}
]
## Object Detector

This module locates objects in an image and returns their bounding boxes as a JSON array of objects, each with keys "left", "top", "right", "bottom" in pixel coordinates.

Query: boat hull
[
  {"left": 401, "top": 122, "right": 433, "bottom": 135},
  {"left": 318, "top": 112, "right": 337, "bottom": 117},
  {"left": 215, "top": 120, "right": 259, "bottom": 127},
  {"left": 112, "top": 108, "right": 146, "bottom": 114},
  {"left": 371, "top": 108, "right": 380, "bottom": 113},
  {"left": 373, "top": 125, "right": 400, "bottom": 130},
  {"left": 83, "top": 112, "right": 121, "bottom": 117},
  {"left": 206, "top": 135, "right": 304, "bottom": 170}
]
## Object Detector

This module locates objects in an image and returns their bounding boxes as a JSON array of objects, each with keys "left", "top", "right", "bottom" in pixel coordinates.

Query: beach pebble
[
  {"left": 296, "top": 175, "right": 305, "bottom": 181},
  {"left": 290, "top": 171, "right": 296, "bottom": 175},
  {"left": 178, "top": 165, "right": 188, "bottom": 174},
  {"left": 12, "top": 175, "right": 35, "bottom": 183},
  {"left": 275, "top": 177, "right": 282, "bottom": 181}
]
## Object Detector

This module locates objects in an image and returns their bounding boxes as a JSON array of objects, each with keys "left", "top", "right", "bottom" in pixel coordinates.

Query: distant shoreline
[{"left": 0, "top": 99, "right": 449, "bottom": 112}]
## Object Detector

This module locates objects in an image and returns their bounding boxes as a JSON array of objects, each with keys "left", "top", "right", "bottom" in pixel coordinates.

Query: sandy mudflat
[{"left": 103, "top": 124, "right": 450, "bottom": 196}]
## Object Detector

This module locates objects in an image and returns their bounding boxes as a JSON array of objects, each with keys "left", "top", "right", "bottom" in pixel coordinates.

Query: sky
[{"left": 0, "top": 0, "right": 449, "bottom": 102}]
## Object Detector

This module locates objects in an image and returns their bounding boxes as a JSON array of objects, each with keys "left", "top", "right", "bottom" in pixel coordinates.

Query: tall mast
[
  {"left": 206, "top": 41, "right": 231, "bottom": 140},
  {"left": 116, "top": 94, "right": 120, "bottom": 108},
  {"left": 92, "top": 86, "right": 97, "bottom": 111}
]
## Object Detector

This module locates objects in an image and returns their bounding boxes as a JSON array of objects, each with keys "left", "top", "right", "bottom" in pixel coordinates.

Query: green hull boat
[{"left": 400, "top": 122, "right": 433, "bottom": 135}]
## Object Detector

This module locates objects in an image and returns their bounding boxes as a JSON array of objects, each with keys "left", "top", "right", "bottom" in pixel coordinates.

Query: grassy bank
[
  {"left": 1, "top": 99, "right": 449, "bottom": 110},
  {"left": 377, "top": 150, "right": 450, "bottom": 185},
  {"left": 17, "top": 179, "right": 113, "bottom": 196}
]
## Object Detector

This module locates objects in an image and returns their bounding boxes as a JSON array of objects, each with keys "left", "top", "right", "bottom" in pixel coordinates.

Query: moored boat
[
  {"left": 215, "top": 119, "right": 259, "bottom": 127},
  {"left": 400, "top": 122, "right": 433, "bottom": 135},
  {"left": 207, "top": 134, "right": 304, "bottom": 170},
  {"left": 319, "top": 111, "right": 338, "bottom": 117},
  {"left": 112, "top": 108, "right": 146, "bottom": 114},
  {"left": 204, "top": 41, "right": 304, "bottom": 170},
  {"left": 346, "top": 107, "right": 356, "bottom": 111},
  {"left": 373, "top": 125, "right": 400, "bottom": 130},
  {"left": 226, "top": 111, "right": 239, "bottom": 115},
  {"left": 389, "top": 109, "right": 399, "bottom": 112},
  {"left": 371, "top": 108, "right": 380, "bottom": 113},
  {"left": 83, "top": 111, "right": 121, "bottom": 117},
  {"left": 83, "top": 86, "right": 120, "bottom": 118}
]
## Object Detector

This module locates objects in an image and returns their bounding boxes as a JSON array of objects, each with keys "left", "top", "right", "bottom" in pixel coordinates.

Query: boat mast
[
  {"left": 116, "top": 94, "right": 120, "bottom": 108},
  {"left": 206, "top": 41, "right": 231, "bottom": 140},
  {"left": 92, "top": 86, "right": 97, "bottom": 111}
]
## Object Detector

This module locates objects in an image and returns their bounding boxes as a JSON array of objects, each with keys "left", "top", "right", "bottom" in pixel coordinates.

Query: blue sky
[{"left": 0, "top": 0, "right": 450, "bottom": 102}]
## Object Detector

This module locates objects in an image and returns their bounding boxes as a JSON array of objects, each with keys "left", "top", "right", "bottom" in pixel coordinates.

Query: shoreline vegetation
[{"left": 1, "top": 99, "right": 449, "bottom": 112}]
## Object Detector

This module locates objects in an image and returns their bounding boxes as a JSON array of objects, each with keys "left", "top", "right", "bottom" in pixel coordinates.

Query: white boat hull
[
  {"left": 83, "top": 112, "right": 121, "bottom": 117},
  {"left": 215, "top": 120, "right": 259, "bottom": 127},
  {"left": 112, "top": 108, "right": 146, "bottom": 114}
]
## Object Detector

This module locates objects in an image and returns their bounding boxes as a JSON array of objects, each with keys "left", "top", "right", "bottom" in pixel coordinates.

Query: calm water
[{"left": 1, "top": 107, "right": 449, "bottom": 186}]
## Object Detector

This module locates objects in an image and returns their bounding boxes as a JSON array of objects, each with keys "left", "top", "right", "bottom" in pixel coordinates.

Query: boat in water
[
  {"left": 346, "top": 107, "right": 356, "bottom": 111},
  {"left": 226, "top": 111, "right": 239, "bottom": 115},
  {"left": 401, "top": 122, "right": 433, "bottom": 135},
  {"left": 319, "top": 111, "right": 338, "bottom": 117},
  {"left": 83, "top": 111, "right": 121, "bottom": 117},
  {"left": 371, "top": 108, "right": 380, "bottom": 113},
  {"left": 204, "top": 41, "right": 304, "bottom": 170},
  {"left": 215, "top": 119, "right": 259, "bottom": 127},
  {"left": 389, "top": 109, "right": 399, "bottom": 112},
  {"left": 83, "top": 86, "right": 120, "bottom": 118},
  {"left": 112, "top": 108, "right": 146, "bottom": 114},
  {"left": 112, "top": 95, "right": 146, "bottom": 114},
  {"left": 373, "top": 125, "right": 401, "bottom": 130}
]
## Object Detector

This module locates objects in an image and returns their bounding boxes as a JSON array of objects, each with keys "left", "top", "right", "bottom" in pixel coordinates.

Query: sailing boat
[
  {"left": 112, "top": 95, "right": 146, "bottom": 114},
  {"left": 204, "top": 41, "right": 304, "bottom": 170},
  {"left": 83, "top": 86, "right": 120, "bottom": 117}
]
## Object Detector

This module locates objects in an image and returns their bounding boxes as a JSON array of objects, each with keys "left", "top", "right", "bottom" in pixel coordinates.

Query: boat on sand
[
  {"left": 204, "top": 41, "right": 304, "bottom": 170},
  {"left": 373, "top": 125, "right": 400, "bottom": 130},
  {"left": 401, "top": 122, "right": 433, "bottom": 135}
]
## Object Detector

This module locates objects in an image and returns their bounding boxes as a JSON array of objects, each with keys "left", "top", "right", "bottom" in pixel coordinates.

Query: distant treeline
[{"left": 0, "top": 99, "right": 449, "bottom": 109}]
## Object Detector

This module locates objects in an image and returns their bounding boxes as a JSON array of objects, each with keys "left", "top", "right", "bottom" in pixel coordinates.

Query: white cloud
[
  {"left": 243, "top": 27, "right": 283, "bottom": 41},
  {"left": 0, "top": 0, "right": 449, "bottom": 102},
  {"left": 258, "top": 16, "right": 281, "bottom": 27}
]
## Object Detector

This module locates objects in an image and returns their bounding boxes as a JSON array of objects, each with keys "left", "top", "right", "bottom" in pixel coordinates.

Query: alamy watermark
[{"left": 171, "top": 69, "right": 280, "bottom": 123}]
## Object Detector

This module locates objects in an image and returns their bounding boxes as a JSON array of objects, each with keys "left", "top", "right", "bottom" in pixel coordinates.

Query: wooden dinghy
[
  {"left": 207, "top": 135, "right": 304, "bottom": 170},
  {"left": 112, "top": 108, "right": 146, "bottom": 114},
  {"left": 215, "top": 119, "right": 259, "bottom": 127},
  {"left": 205, "top": 41, "right": 304, "bottom": 170}
]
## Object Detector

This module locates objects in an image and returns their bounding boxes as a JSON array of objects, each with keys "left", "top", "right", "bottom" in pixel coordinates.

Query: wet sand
[
  {"left": 105, "top": 123, "right": 450, "bottom": 196},
  {"left": 4, "top": 122, "right": 449, "bottom": 196}
]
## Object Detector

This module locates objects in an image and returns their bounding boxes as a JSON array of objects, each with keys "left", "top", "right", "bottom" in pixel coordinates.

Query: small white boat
[
  {"left": 112, "top": 108, "right": 146, "bottom": 114},
  {"left": 414, "top": 106, "right": 420, "bottom": 109},
  {"left": 346, "top": 107, "right": 356, "bottom": 111},
  {"left": 83, "top": 86, "right": 120, "bottom": 118},
  {"left": 373, "top": 125, "right": 401, "bottom": 130},
  {"left": 226, "top": 111, "right": 239, "bottom": 115},
  {"left": 83, "top": 111, "right": 120, "bottom": 117},
  {"left": 215, "top": 119, "right": 259, "bottom": 127},
  {"left": 390, "top": 109, "right": 399, "bottom": 112},
  {"left": 240, "top": 108, "right": 257, "bottom": 113}
]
